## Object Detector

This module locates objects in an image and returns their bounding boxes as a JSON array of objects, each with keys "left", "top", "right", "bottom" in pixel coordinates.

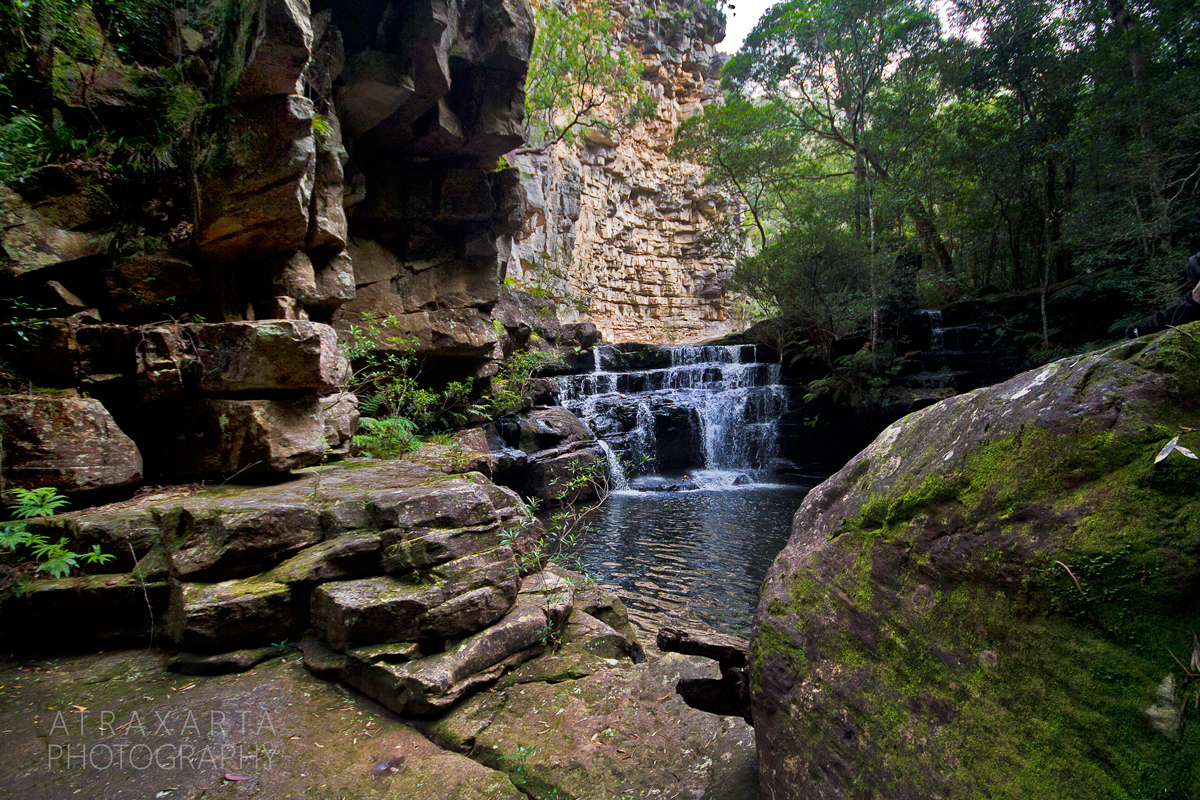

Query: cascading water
[
  {"left": 555, "top": 342, "right": 815, "bottom": 634},
  {"left": 557, "top": 343, "right": 790, "bottom": 489}
]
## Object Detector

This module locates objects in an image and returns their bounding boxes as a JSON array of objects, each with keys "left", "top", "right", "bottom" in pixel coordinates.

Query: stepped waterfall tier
[{"left": 557, "top": 344, "right": 790, "bottom": 486}]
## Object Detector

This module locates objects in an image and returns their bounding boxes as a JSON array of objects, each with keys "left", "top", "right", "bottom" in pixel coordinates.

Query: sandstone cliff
[
  {"left": 0, "top": 0, "right": 539, "bottom": 484},
  {"left": 507, "top": 0, "right": 738, "bottom": 344}
]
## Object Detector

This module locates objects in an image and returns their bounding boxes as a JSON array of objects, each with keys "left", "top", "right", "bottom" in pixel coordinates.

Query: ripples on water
[{"left": 563, "top": 470, "right": 817, "bottom": 637}]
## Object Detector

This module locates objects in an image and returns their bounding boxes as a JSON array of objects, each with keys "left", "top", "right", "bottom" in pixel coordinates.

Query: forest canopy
[{"left": 677, "top": 0, "right": 1200, "bottom": 364}]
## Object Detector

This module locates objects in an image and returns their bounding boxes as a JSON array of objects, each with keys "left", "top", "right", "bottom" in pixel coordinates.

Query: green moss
[{"left": 759, "top": 337, "right": 1200, "bottom": 798}]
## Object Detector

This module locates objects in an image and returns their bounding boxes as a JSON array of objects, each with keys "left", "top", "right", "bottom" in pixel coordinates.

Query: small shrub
[{"left": 0, "top": 487, "right": 114, "bottom": 582}]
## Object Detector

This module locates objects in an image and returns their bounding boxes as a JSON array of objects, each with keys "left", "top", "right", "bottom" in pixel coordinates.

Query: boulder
[
  {"left": 0, "top": 394, "right": 143, "bottom": 492},
  {"left": 366, "top": 480, "right": 498, "bottom": 530},
  {"left": 752, "top": 328, "right": 1200, "bottom": 799},
  {"left": 167, "top": 578, "right": 306, "bottom": 651},
  {"left": 26, "top": 505, "right": 163, "bottom": 573},
  {"left": 0, "top": 186, "right": 105, "bottom": 279},
  {"left": 333, "top": 300, "right": 499, "bottom": 359},
  {"left": 268, "top": 531, "right": 383, "bottom": 583},
  {"left": 340, "top": 598, "right": 548, "bottom": 716},
  {"left": 165, "top": 499, "right": 323, "bottom": 580},
  {"left": 311, "top": 249, "right": 356, "bottom": 309},
  {"left": 380, "top": 524, "right": 504, "bottom": 574},
  {"left": 320, "top": 391, "right": 358, "bottom": 457},
  {"left": 524, "top": 444, "right": 606, "bottom": 504},
  {"left": 140, "top": 395, "right": 326, "bottom": 475},
  {"left": 186, "top": 320, "right": 344, "bottom": 394},
  {"left": 310, "top": 548, "right": 519, "bottom": 650},
  {"left": 336, "top": 50, "right": 416, "bottom": 138}
]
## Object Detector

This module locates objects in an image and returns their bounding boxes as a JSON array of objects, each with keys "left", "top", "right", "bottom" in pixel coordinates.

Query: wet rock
[
  {"left": 439, "top": 653, "right": 758, "bottom": 800},
  {"left": 310, "top": 549, "right": 519, "bottom": 650},
  {"left": 167, "top": 577, "right": 306, "bottom": 651},
  {"left": 524, "top": 444, "right": 606, "bottom": 504},
  {"left": 0, "top": 394, "right": 142, "bottom": 492},
  {"left": 658, "top": 627, "right": 751, "bottom": 724},
  {"left": 571, "top": 574, "right": 645, "bottom": 662},
  {"left": 165, "top": 499, "right": 322, "bottom": 580},
  {"left": 167, "top": 646, "right": 279, "bottom": 675},
  {"left": 752, "top": 328, "right": 1200, "bottom": 799}
]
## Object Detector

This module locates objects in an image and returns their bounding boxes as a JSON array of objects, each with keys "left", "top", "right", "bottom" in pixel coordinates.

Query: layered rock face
[
  {"left": 751, "top": 326, "right": 1200, "bottom": 798},
  {"left": 0, "top": 0, "right": 536, "bottom": 486},
  {"left": 507, "top": 0, "right": 737, "bottom": 344}
]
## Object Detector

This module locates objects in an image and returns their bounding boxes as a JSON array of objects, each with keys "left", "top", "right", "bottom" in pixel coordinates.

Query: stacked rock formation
[
  {"left": 0, "top": 0, "right": 538, "bottom": 487},
  {"left": 507, "top": 0, "right": 737, "bottom": 344},
  {"left": 12, "top": 456, "right": 643, "bottom": 717}
]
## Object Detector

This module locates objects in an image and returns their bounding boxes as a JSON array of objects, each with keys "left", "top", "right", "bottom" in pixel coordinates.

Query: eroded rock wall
[
  {"left": 507, "top": 0, "right": 737, "bottom": 344},
  {"left": 0, "top": 0, "right": 537, "bottom": 485}
]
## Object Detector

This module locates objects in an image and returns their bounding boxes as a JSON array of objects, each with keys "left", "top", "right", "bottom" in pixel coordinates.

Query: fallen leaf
[
  {"left": 72, "top": 705, "right": 86, "bottom": 712},
  {"left": 223, "top": 774, "right": 253, "bottom": 781}
]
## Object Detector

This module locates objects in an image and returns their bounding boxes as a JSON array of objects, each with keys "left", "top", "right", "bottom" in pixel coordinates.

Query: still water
[{"left": 566, "top": 469, "right": 817, "bottom": 637}]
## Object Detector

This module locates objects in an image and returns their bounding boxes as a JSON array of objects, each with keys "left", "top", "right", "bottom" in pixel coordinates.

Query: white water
[{"left": 557, "top": 344, "right": 789, "bottom": 486}]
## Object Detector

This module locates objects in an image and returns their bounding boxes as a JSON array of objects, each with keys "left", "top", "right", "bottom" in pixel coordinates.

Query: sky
[
  {"left": 717, "top": 0, "right": 959, "bottom": 55},
  {"left": 718, "top": 0, "right": 775, "bottom": 54}
]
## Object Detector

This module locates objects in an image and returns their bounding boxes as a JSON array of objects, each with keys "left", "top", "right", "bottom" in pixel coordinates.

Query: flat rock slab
[
  {"left": 435, "top": 652, "right": 759, "bottom": 800},
  {"left": 168, "top": 578, "right": 306, "bottom": 652},
  {"left": 166, "top": 499, "right": 323, "bottom": 580},
  {"left": 167, "top": 646, "right": 280, "bottom": 675},
  {"left": 311, "top": 549, "right": 519, "bottom": 650},
  {"left": 0, "top": 649, "right": 525, "bottom": 800}
]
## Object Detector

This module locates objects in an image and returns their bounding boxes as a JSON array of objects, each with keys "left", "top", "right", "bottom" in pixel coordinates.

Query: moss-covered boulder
[{"left": 751, "top": 326, "right": 1200, "bottom": 799}]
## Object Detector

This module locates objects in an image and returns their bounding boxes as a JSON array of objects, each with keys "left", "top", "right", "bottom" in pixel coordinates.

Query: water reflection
[{"left": 565, "top": 477, "right": 814, "bottom": 636}]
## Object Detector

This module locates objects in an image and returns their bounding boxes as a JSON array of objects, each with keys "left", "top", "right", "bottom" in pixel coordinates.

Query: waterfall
[
  {"left": 557, "top": 343, "right": 789, "bottom": 488},
  {"left": 924, "top": 309, "right": 945, "bottom": 351},
  {"left": 597, "top": 440, "right": 629, "bottom": 491}
]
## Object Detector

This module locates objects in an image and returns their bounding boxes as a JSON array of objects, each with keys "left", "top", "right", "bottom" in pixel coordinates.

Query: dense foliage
[
  {"left": 677, "top": 0, "right": 1200, "bottom": 366},
  {"left": 524, "top": 0, "right": 651, "bottom": 151}
]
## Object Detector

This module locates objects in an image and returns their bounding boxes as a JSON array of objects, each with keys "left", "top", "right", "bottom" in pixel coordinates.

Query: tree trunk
[
  {"left": 1107, "top": 0, "right": 1170, "bottom": 248},
  {"left": 906, "top": 202, "right": 954, "bottom": 278},
  {"left": 30, "top": 0, "right": 57, "bottom": 130}
]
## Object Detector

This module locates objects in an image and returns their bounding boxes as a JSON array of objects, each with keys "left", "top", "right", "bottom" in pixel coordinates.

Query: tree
[
  {"left": 522, "top": 0, "right": 648, "bottom": 152},
  {"left": 722, "top": 0, "right": 953, "bottom": 276}
]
